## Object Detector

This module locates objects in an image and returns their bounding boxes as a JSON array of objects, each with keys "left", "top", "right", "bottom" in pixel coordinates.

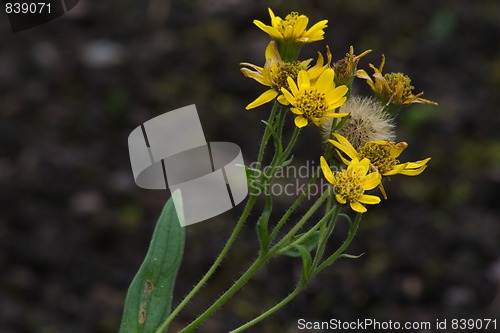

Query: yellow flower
[
  {"left": 332, "top": 46, "right": 372, "bottom": 86},
  {"left": 254, "top": 8, "right": 328, "bottom": 44},
  {"left": 280, "top": 68, "right": 349, "bottom": 128},
  {"left": 320, "top": 156, "right": 381, "bottom": 213},
  {"left": 329, "top": 133, "right": 431, "bottom": 177},
  {"left": 356, "top": 55, "right": 438, "bottom": 107},
  {"left": 241, "top": 41, "right": 331, "bottom": 110}
]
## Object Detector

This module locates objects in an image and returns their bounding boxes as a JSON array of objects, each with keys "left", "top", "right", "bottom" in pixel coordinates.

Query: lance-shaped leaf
[
  {"left": 119, "top": 195, "right": 185, "bottom": 333},
  {"left": 278, "top": 230, "right": 321, "bottom": 258}
]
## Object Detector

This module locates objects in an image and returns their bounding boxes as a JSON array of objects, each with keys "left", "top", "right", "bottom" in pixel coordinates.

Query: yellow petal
[
  {"left": 350, "top": 201, "right": 367, "bottom": 213},
  {"left": 383, "top": 163, "right": 408, "bottom": 176},
  {"left": 305, "top": 20, "right": 328, "bottom": 35},
  {"left": 246, "top": 89, "right": 279, "bottom": 110},
  {"left": 336, "top": 150, "right": 352, "bottom": 166},
  {"left": 294, "top": 116, "right": 308, "bottom": 128},
  {"left": 362, "top": 172, "right": 381, "bottom": 190},
  {"left": 311, "top": 51, "right": 324, "bottom": 69},
  {"left": 368, "top": 140, "right": 391, "bottom": 145},
  {"left": 240, "top": 68, "right": 270, "bottom": 86},
  {"left": 311, "top": 117, "right": 323, "bottom": 127},
  {"left": 379, "top": 54, "right": 386, "bottom": 72},
  {"left": 355, "top": 69, "right": 371, "bottom": 81},
  {"left": 264, "top": 41, "right": 281, "bottom": 61},
  {"left": 297, "top": 70, "right": 310, "bottom": 89},
  {"left": 335, "top": 194, "right": 346, "bottom": 204},
  {"left": 389, "top": 142, "right": 408, "bottom": 159},
  {"left": 280, "top": 87, "right": 296, "bottom": 105},
  {"left": 356, "top": 158, "right": 371, "bottom": 176},
  {"left": 406, "top": 157, "right": 431, "bottom": 169},
  {"left": 327, "top": 97, "right": 347, "bottom": 110},
  {"left": 324, "top": 111, "right": 349, "bottom": 118},
  {"left": 294, "top": 15, "right": 309, "bottom": 36},
  {"left": 326, "top": 85, "right": 349, "bottom": 101},
  {"left": 347, "top": 157, "right": 360, "bottom": 174},
  {"left": 320, "top": 156, "right": 335, "bottom": 185},
  {"left": 399, "top": 165, "right": 427, "bottom": 176},
  {"left": 331, "top": 134, "right": 358, "bottom": 160},
  {"left": 240, "top": 62, "right": 264, "bottom": 72},
  {"left": 253, "top": 20, "right": 282, "bottom": 40},
  {"left": 414, "top": 96, "right": 439, "bottom": 106},
  {"left": 316, "top": 68, "right": 335, "bottom": 91},
  {"left": 282, "top": 23, "right": 293, "bottom": 39},
  {"left": 268, "top": 8, "right": 278, "bottom": 27},
  {"left": 300, "top": 58, "right": 314, "bottom": 68},
  {"left": 358, "top": 194, "right": 381, "bottom": 205},
  {"left": 276, "top": 94, "right": 289, "bottom": 105},
  {"left": 287, "top": 76, "right": 299, "bottom": 97},
  {"left": 290, "top": 107, "right": 303, "bottom": 115},
  {"left": 356, "top": 69, "right": 376, "bottom": 91}
]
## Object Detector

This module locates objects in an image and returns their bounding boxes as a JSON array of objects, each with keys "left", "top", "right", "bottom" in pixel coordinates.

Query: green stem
[
  {"left": 177, "top": 189, "right": 330, "bottom": 332},
  {"left": 178, "top": 256, "right": 268, "bottom": 333},
  {"left": 155, "top": 195, "right": 257, "bottom": 333},
  {"left": 279, "top": 204, "right": 338, "bottom": 254},
  {"left": 229, "top": 281, "right": 305, "bottom": 333},
  {"left": 256, "top": 101, "right": 280, "bottom": 168},
  {"left": 274, "top": 105, "right": 286, "bottom": 155},
  {"left": 270, "top": 189, "right": 330, "bottom": 255},
  {"left": 227, "top": 211, "right": 360, "bottom": 333},
  {"left": 314, "top": 212, "right": 362, "bottom": 275},
  {"left": 262, "top": 127, "right": 299, "bottom": 187},
  {"left": 313, "top": 204, "right": 340, "bottom": 268},
  {"left": 156, "top": 102, "right": 280, "bottom": 333},
  {"left": 269, "top": 167, "right": 320, "bottom": 242},
  {"left": 277, "top": 126, "right": 300, "bottom": 166}
]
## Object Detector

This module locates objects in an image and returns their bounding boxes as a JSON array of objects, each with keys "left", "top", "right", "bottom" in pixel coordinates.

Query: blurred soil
[{"left": 1, "top": 0, "right": 499, "bottom": 332}]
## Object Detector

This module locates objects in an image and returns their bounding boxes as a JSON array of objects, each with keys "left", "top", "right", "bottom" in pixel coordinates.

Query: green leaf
[
  {"left": 279, "top": 231, "right": 321, "bottom": 258},
  {"left": 338, "top": 213, "right": 352, "bottom": 226},
  {"left": 280, "top": 155, "right": 294, "bottom": 167},
  {"left": 340, "top": 253, "right": 364, "bottom": 259},
  {"left": 261, "top": 119, "right": 280, "bottom": 145},
  {"left": 119, "top": 196, "right": 185, "bottom": 333},
  {"left": 332, "top": 113, "right": 350, "bottom": 131},
  {"left": 257, "top": 194, "right": 273, "bottom": 252},
  {"left": 292, "top": 244, "right": 313, "bottom": 281},
  {"left": 262, "top": 117, "right": 283, "bottom": 154}
]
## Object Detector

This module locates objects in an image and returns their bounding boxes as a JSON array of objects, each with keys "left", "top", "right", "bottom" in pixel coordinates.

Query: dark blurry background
[{"left": 1, "top": 0, "right": 499, "bottom": 332}]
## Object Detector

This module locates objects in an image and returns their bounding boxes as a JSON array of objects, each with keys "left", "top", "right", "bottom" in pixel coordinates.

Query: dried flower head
[
  {"left": 333, "top": 46, "right": 372, "bottom": 86},
  {"left": 356, "top": 54, "right": 438, "bottom": 109},
  {"left": 322, "top": 96, "right": 395, "bottom": 149}
]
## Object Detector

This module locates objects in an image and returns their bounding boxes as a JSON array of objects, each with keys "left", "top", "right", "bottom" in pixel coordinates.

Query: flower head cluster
[
  {"left": 356, "top": 55, "right": 438, "bottom": 108},
  {"left": 241, "top": 8, "right": 437, "bottom": 213}
]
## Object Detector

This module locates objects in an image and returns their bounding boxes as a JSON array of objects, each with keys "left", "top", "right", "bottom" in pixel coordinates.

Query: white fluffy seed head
[{"left": 322, "top": 96, "right": 396, "bottom": 149}]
